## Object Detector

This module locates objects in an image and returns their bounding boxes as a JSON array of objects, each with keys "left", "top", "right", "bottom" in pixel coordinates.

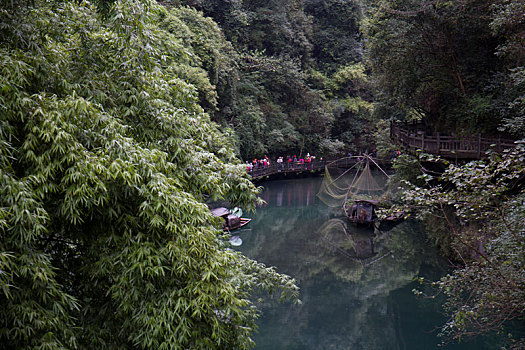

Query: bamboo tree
[{"left": 0, "top": 0, "right": 298, "bottom": 348}]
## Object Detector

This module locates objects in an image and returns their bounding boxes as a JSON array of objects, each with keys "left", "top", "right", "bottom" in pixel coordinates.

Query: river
[{"left": 235, "top": 177, "right": 495, "bottom": 350}]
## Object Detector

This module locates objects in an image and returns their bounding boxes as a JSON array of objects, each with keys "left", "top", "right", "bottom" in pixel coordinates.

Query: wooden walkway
[
  {"left": 249, "top": 158, "right": 357, "bottom": 181},
  {"left": 391, "top": 122, "right": 516, "bottom": 159},
  {"left": 249, "top": 123, "right": 516, "bottom": 181}
]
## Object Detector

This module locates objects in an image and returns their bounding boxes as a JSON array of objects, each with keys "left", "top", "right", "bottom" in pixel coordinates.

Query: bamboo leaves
[{"left": 0, "top": 0, "right": 296, "bottom": 348}]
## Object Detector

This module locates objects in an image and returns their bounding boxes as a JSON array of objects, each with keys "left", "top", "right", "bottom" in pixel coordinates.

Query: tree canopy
[
  {"left": 179, "top": 0, "right": 376, "bottom": 158},
  {"left": 364, "top": 0, "right": 524, "bottom": 136}
]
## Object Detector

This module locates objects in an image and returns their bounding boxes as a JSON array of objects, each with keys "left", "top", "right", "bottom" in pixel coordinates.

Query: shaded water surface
[{"left": 236, "top": 177, "right": 493, "bottom": 350}]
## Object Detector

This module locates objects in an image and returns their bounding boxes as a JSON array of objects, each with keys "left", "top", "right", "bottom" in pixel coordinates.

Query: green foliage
[
  {"left": 180, "top": 0, "right": 375, "bottom": 158},
  {"left": 362, "top": 0, "right": 508, "bottom": 133},
  {"left": 498, "top": 67, "right": 525, "bottom": 137},
  {"left": 0, "top": 0, "right": 299, "bottom": 348},
  {"left": 402, "top": 143, "right": 525, "bottom": 344},
  {"left": 304, "top": 0, "right": 363, "bottom": 71},
  {"left": 226, "top": 52, "right": 338, "bottom": 158},
  {"left": 372, "top": 119, "right": 396, "bottom": 159},
  {"left": 239, "top": 0, "right": 314, "bottom": 63},
  {"left": 159, "top": 6, "right": 241, "bottom": 115},
  {"left": 384, "top": 154, "right": 427, "bottom": 207},
  {"left": 489, "top": 0, "right": 525, "bottom": 138},
  {"left": 490, "top": 0, "right": 525, "bottom": 64},
  {"left": 326, "top": 63, "right": 376, "bottom": 154},
  {"left": 331, "top": 63, "right": 368, "bottom": 92},
  {"left": 183, "top": 0, "right": 314, "bottom": 63}
]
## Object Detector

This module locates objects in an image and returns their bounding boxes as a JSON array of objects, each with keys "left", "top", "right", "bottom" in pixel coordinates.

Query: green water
[{"left": 237, "top": 177, "right": 494, "bottom": 350}]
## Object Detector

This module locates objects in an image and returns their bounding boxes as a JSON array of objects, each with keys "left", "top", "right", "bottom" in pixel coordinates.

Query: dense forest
[
  {"left": 175, "top": 0, "right": 524, "bottom": 158},
  {"left": 0, "top": 0, "right": 523, "bottom": 348}
]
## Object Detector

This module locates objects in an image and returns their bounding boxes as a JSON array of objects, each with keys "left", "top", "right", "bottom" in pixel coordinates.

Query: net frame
[{"left": 317, "top": 155, "right": 390, "bottom": 210}]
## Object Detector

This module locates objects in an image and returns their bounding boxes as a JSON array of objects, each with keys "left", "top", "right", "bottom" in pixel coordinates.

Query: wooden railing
[
  {"left": 249, "top": 157, "right": 358, "bottom": 181},
  {"left": 391, "top": 122, "right": 516, "bottom": 159},
  {"left": 248, "top": 157, "right": 391, "bottom": 181}
]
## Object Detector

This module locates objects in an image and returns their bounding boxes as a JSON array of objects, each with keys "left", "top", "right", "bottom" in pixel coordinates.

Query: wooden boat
[
  {"left": 210, "top": 207, "right": 252, "bottom": 231},
  {"left": 345, "top": 199, "right": 379, "bottom": 225},
  {"left": 340, "top": 155, "right": 387, "bottom": 226}
]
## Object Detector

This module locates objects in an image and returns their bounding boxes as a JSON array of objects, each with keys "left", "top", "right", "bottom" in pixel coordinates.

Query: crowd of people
[
  {"left": 246, "top": 154, "right": 317, "bottom": 172},
  {"left": 245, "top": 150, "right": 404, "bottom": 173}
]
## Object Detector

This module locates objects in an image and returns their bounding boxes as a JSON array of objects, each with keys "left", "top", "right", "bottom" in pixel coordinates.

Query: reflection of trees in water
[
  {"left": 241, "top": 203, "right": 442, "bottom": 350},
  {"left": 292, "top": 219, "right": 432, "bottom": 350},
  {"left": 260, "top": 179, "right": 320, "bottom": 208}
]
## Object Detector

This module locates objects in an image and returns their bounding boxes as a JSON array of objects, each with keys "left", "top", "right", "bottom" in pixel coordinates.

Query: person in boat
[{"left": 358, "top": 208, "right": 367, "bottom": 222}]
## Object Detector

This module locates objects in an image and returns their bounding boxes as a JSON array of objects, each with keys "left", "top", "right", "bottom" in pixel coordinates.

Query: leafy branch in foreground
[
  {"left": 0, "top": 0, "right": 298, "bottom": 348},
  {"left": 401, "top": 144, "right": 525, "bottom": 346}
]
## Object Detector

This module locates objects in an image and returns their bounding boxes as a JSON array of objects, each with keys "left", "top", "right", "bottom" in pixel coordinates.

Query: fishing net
[
  {"left": 317, "top": 156, "right": 389, "bottom": 208},
  {"left": 316, "top": 166, "right": 356, "bottom": 208},
  {"left": 351, "top": 162, "right": 383, "bottom": 195}
]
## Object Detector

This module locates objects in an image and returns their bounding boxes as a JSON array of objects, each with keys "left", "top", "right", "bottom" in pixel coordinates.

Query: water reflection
[
  {"left": 260, "top": 179, "right": 318, "bottom": 207},
  {"left": 238, "top": 178, "right": 489, "bottom": 350},
  {"left": 318, "top": 218, "right": 378, "bottom": 261}
]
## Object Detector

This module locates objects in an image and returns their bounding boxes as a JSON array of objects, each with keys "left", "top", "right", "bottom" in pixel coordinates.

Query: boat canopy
[{"left": 210, "top": 207, "right": 231, "bottom": 217}]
